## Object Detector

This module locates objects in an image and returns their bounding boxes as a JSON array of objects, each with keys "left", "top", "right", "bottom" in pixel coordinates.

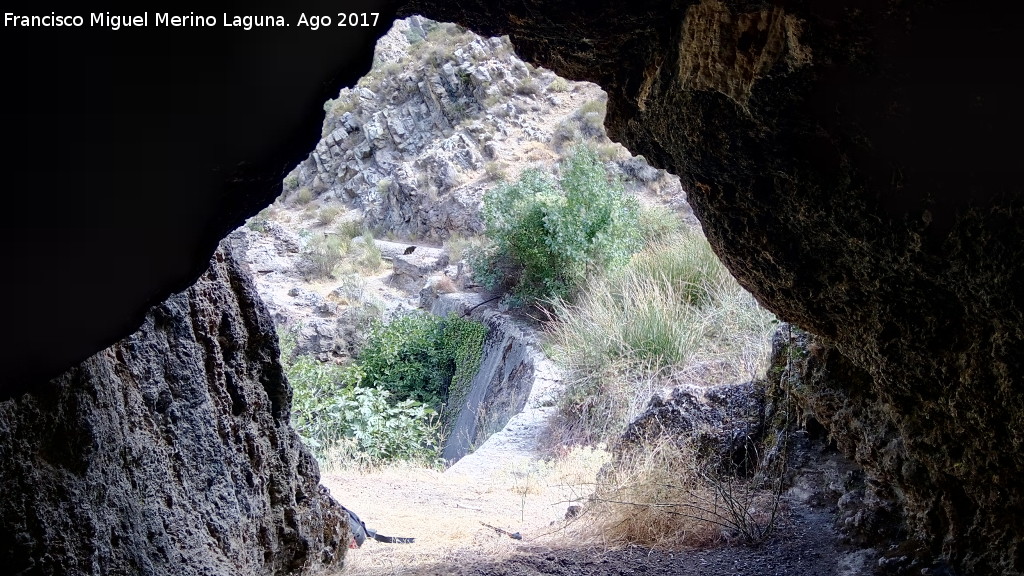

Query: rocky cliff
[
  {"left": 285, "top": 16, "right": 686, "bottom": 242},
  {"left": 0, "top": 240, "right": 347, "bottom": 574}
]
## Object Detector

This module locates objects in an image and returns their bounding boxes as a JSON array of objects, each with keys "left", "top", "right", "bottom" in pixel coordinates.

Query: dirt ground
[{"left": 319, "top": 453, "right": 856, "bottom": 576}]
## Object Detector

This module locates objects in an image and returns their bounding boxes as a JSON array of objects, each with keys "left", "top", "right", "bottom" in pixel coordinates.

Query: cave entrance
[{"left": 237, "top": 15, "right": 780, "bottom": 574}]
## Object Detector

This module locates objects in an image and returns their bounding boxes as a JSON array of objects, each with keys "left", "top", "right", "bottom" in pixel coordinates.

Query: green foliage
[
  {"left": 281, "top": 332, "right": 442, "bottom": 467},
  {"left": 404, "top": 25, "right": 426, "bottom": 45},
  {"left": 484, "top": 161, "right": 508, "bottom": 182},
  {"left": 473, "top": 145, "right": 641, "bottom": 306},
  {"left": 316, "top": 205, "right": 342, "bottom": 226},
  {"left": 357, "top": 231, "right": 383, "bottom": 273},
  {"left": 335, "top": 218, "right": 365, "bottom": 242},
  {"left": 300, "top": 234, "right": 347, "bottom": 280},
  {"left": 245, "top": 207, "right": 273, "bottom": 233},
  {"left": 358, "top": 312, "right": 487, "bottom": 409},
  {"left": 324, "top": 94, "right": 356, "bottom": 118},
  {"left": 443, "top": 233, "right": 484, "bottom": 263},
  {"left": 576, "top": 98, "right": 606, "bottom": 130},
  {"left": 283, "top": 173, "right": 300, "bottom": 192}
]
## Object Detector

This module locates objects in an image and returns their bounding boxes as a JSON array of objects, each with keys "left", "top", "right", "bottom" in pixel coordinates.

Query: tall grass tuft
[{"left": 546, "top": 227, "right": 776, "bottom": 446}]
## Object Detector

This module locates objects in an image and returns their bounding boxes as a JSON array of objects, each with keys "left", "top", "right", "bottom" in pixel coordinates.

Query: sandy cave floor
[{"left": 319, "top": 458, "right": 851, "bottom": 576}]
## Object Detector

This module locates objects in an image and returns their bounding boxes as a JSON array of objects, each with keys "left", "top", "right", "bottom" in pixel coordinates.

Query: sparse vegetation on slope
[{"left": 547, "top": 226, "right": 776, "bottom": 446}]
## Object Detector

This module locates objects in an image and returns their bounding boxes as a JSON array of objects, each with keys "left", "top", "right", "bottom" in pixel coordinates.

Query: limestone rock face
[
  {"left": 291, "top": 17, "right": 534, "bottom": 239},
  {"left": 399, "top": 1, "right": 1024, "bottom": 573},
  {"left": 0, "top": 242, "right": 347, "bottom": 575}
]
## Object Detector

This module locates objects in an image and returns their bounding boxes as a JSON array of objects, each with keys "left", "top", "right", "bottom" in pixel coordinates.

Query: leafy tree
[{"left": 473, "top": 145, "right": 641, "bottom": 306}]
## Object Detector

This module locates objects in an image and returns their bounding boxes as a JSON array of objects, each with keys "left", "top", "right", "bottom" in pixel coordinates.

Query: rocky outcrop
[
  {"left": 428, "top": 293, "right": 563, "bottom": 464},
  {"left": 290, "top": 17, "right": 536, "bottom": 239},
  {"left": 0, "top": 241, "right": 347, "bottom": 574},
  {"left": 619, "top": 382, "right": 766, "bottom": 472},
  {"left": 397, "top": 2, "right": 1024, "bottom": 574},
  {"left": 286, "top": 16, "right": 683, "bottom": 242}
]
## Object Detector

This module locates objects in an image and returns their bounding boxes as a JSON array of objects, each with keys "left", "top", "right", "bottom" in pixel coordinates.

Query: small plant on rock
[
  {"left": 547, "top": 77, "right": 570, "bottom": 93},
  {"left": 316, "top": 205, "right": 342, "bottom": 226},
  {"left": 294, "top": 187, "right": 314, "bottom": 206}
]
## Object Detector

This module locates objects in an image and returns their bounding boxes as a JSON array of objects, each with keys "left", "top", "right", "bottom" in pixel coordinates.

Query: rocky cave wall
[
  {"left": 0, "top": 242, "right": 347, "bottom": 575},
  {"left": 398, "top": 1, "right": 1024, "bottom": 573}
]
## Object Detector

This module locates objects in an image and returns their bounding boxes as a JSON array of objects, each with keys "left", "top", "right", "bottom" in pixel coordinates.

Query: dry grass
[
  {"left": 568, "top": 439, "right": 784, "bottom": 551},
  {"left": 443, "top": 234, "right": 486, "bottom": 264},
  {"left": 323, "top": 447, "right": 611, "bottom": 576},
  {"left": 543, "top": 225, "right": 783, "bottom": 550},
  {"left": 576, "top": 441, "right": 723, "bottom": 549},
  {"left": 545, "top": 226, "right": 777, "bottom": 446}
]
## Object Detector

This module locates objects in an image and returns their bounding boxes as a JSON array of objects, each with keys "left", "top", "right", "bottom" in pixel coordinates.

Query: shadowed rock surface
[{"left": 0, "top": 242, "right": 347, "bottom": 575}]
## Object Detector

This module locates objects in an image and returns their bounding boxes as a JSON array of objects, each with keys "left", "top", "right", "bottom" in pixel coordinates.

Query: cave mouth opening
[{"left": 233, "top": 14, "right": 783, "bottom": 570}]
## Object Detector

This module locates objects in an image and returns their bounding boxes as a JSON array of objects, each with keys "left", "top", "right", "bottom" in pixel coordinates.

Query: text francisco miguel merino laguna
[{"left": 4, "top": 12, "right": 381, "bottom": 30}]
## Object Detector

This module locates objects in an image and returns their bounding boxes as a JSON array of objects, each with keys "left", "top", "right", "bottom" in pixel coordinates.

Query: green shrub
[
  {"left": 336, "top": 218, "right": 364, "bottom": 242},
  {"left": 444, "top": 233, "right": 485, "bottom": 263},
  {"left": 281, "top": 333, "right": 442, "bottom": 467},
  {"left": 473, "top": 145, "right": 641, "bottom": 307},
  {"left": 358, "top": 312, "right": 487, "bottom": 409},
  {"left": 547, "top": 77, "right": 570, "bottom": 93},
  {"left": 515, "top": 78, "right": 540, "bottom": 96},
  {"left": 283, "top": 173, "right": 300, "bottom": 192},
  {"left": 324, "top": 94, "right": 356, "bottom": 117},
  {"left": 575, "top": 99, "right": 607, "bottom": 138},
  {"left": 294, "top": 187, "right": 314, "bottom": 205},
  {"left": 484, "top": 161, "right": 508, "bottom": 182},
  {"left": 300, "top": 234, "right": 347, "bottom": 279},
  {"left": 357, "top": 231, "right": 383, "bottom": 273},
  {"left": 550, "top": 120, "right": 580, "bottom": 151},
  {"left": 316, "top": 205, "right": 342, "bottom": 226},
  {"left": 404, "top": 25, "right": 426, "bottom": 45},
  {"left": 245, "top": 207, "right": 273, "bottom": 233}
]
